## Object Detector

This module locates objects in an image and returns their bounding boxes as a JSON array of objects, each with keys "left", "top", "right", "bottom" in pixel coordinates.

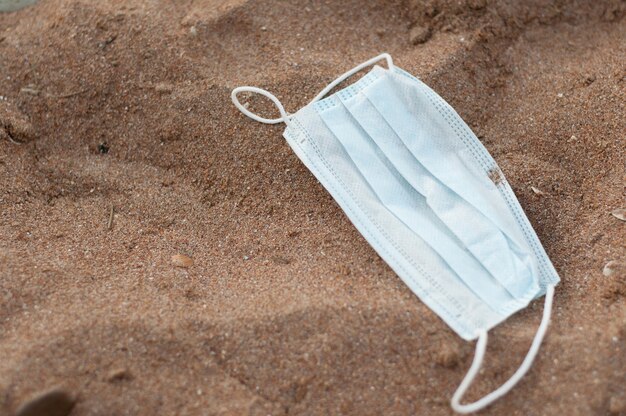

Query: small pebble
[
  {"left": 15, "top": 387, "right": 75, "bottom": 416},
  {"left": 172, "top": 254, "right": 193, "bottom": 268},
  {"left": 603, "top": 260, "right": 625, "bottom": 277},
  {"left": 434, "top": 343, "right": 460, "bottom": 368},
  {"left": 271, "top": 255, "right": 291, "bottom": 265},
  {"left": 154, "top": 82, "right": 173, "bottom": 94},
  {"left": 531, "top": 186, "right": 545, "bottom": 196},
  {"left": 0, "top": 105, "right": 36, "bottom": 143},
  {"left": 609, "top": 395, "right": 626, "bottom": 414},
  {"left": 189, "top": 26, "right": 197, "bottom": 36},
  {"left": 107, "top": 368, "right": 132, "bottom": 382},
  {"left": 467, "top": 0, "right": 486, "bottom": 10},
  {"left": 409, "top": 25, "right": 431, "bottom": 45},
  {"left": 20, "top": 87, "right": 40, "bottom": 96},
  {"left": 611, "top": 208, "right": 626, "bottom": 222},
  {"left": 584, "top": 74, "right": 596, "bottom": 86}
]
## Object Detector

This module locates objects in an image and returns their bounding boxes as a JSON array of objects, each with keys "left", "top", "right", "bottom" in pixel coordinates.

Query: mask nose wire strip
[
  {"left": 230, "top": 53, "right": 394, "bottom": 126},
  {"left": 451, "top": 285, "right": 556, "bottom": 414}
]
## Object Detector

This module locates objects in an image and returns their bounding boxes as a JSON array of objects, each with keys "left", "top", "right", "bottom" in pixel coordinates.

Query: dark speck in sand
[{"left": 98, "top": 142, "right": 110, "bottom": 154}]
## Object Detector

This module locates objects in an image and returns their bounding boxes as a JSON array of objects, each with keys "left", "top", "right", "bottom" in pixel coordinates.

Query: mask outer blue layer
[
  {"left": 231, "top": 54, "right": 560, "bottom": 413},
  {"left": 282, "top": 65, "right": 559, "bottom": 341}
]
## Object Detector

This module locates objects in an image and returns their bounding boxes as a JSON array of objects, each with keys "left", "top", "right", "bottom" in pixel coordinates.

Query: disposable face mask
[{"left": 231, "top": 53, "right": 559, "bottom": 413}]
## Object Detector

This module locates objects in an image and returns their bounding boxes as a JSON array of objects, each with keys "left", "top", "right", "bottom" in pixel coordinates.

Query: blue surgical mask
[{"left": 231, "top": 53, "right": 559, "bottom": 414}]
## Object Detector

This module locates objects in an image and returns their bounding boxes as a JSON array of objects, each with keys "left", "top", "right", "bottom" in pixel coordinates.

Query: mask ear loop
[
  {"left": 230, "top": 53, "right": 394, "bottom": 126},
  {"left": 451, "top": 285, "right": 556, "bottom": 414},
  {"left": 309, "top": 53, "right": 394, "bottom": 103},
  {"left": 231, "top": 86, "right": 292, "bottom": 126}
]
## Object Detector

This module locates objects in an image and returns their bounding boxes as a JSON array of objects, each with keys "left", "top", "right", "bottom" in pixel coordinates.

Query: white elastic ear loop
[
  {"left": 310, "top": 53, "right": 394, "bottom": 103},
  {"left": 451, "top": 285, "right": 556, "bottom": 414},
  {"left": 231, "top": 53, "right": 393, "bottom": 126},
  {"left": 231, "top": 86, "right": 291, "bottom": 125}
]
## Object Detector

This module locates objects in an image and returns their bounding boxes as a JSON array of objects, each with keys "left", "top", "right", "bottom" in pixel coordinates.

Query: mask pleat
[
  {"left": 315, "top": 96, "right": 533, "bottom": 314},
  {"left": 287, "top": 107, "right": 509, "bottom": 339},
  {"left": 361, "top": 72, "right": 541, "bottom": 300}
]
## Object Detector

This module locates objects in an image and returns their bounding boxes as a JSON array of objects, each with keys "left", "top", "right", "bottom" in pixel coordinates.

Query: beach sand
[{"left": 0, "top": 0, "right": 624, "bottom": 414}]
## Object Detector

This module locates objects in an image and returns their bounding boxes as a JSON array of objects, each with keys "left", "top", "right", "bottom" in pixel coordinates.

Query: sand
[{"left": 0, "top": 0, "right": 624, "bottom": 415}]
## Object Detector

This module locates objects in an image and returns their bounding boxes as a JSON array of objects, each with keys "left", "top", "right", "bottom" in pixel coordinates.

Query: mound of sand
[{"left": 0, "top": 0, "right": 624, "bottom": 414}]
